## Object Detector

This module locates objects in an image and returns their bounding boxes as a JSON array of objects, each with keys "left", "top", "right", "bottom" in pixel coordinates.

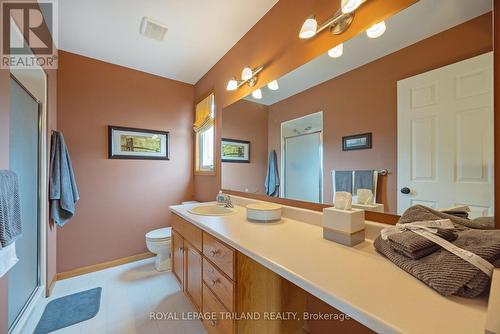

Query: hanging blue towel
[
  {"left": 265, "top": 150, "right": 280, "bottom": 197},
  {"left": 49, "top": 131, "right": 79, "bottom": 227},
  {"left": 0, "top": 171, "right": 22, "bottom": 247},
  {"left": 353, "top": 170, "right": 375, "bottom": 194},
  {"left": 334, "top": 170, "right": 353, "bottom": 193}
]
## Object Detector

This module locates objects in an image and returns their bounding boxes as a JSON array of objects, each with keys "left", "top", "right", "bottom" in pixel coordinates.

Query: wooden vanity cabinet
[
  {"left": 185, "top": 240, "right": 203, "bottom": 310},
  {"left": 171, "top": 213, "right": 369, "bottom": 334}
]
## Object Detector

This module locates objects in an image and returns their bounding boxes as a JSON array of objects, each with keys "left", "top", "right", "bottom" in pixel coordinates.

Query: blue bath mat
[{"left": 34, "top": 287, "right": 102, "bottom": 333}]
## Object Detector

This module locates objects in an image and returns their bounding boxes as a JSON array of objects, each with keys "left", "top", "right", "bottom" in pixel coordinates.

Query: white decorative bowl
[{"left": 246, "top": 203, "right": 282, "bottom": 222}]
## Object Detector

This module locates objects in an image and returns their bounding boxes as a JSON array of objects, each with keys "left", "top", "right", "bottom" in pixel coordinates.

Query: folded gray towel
[
  {"left": 399, "top": 205, "right": 469, "bottom": 228},
  {"left": 375, "top": 228, "right": 500, "bottom": 297},
  {"left": 399, "top": 205, "right": 494, "bottom": 230},
  {"left": 50, "top": 131, "right": 79, "bottom": 227},
  {"left": 334, "top": 170, "right": 352, "bottom": 193},
  {"left": 387, "top": 229, "right": 458, "bottom": 260},
  {"left": 387, "top": 205, "right": 459, "bottom": 259},
  {"left": 0, "top": 171, "right": 22, "bottom": 247}
]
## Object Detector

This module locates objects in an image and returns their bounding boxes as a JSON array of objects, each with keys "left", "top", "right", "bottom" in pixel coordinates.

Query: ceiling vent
[{"left": 140, "top": 17, "right": 168, "bottom": 41}]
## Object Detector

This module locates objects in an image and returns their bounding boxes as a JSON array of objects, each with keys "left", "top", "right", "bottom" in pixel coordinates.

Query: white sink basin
[{"left": 189, "top": 205, "right": 235, "bottom": 216}]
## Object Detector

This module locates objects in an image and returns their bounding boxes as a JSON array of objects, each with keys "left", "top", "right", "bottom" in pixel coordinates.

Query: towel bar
[{"left": 378, "top": 169, "right": 388, "bottom": 176}]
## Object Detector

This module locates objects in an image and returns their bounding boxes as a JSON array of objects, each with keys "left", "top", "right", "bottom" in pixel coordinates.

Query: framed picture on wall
[
  {"left": 342, "top": 133, "right": 372, "bottom": 151},
  {"left": 108, "top": 125, "right": 169, "bottom": 160},
  {"left": 221, "top": 138, "right": 250, "bottom": 163}
]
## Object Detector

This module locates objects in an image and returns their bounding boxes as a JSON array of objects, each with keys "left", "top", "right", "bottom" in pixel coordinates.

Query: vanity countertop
[{"left": 169, "top": 201, "right": 489, "bottom": 334}]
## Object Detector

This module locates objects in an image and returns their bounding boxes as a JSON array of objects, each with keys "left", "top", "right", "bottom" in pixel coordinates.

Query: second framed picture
[
  {"left": 221, "top": 138, "right": 250, "bottom": 163},
  {"left": 342, "top": 133, "right": 372, "bottom": 151}
]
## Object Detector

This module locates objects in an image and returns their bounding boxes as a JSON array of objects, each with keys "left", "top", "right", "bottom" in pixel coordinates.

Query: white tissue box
[
  {"left": 323, "top": 207, "right": 365, "bottom": 234},
  {"left": 323, "top": 228, "right": 365, "bottom": 247}
]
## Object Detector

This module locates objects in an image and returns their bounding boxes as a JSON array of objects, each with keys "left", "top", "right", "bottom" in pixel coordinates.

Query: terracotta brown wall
[
  {"left": 193, "top": 0, "right": 418, "bottom": 202},
  {"left": 222, "top": 100, "right": 268, "bottom": 194},
  {"left": 266, "top": 13, "right": 492, "bottom": 213},
  {"left": 56, "top": 51, "right": 194, "bottom": 272}
]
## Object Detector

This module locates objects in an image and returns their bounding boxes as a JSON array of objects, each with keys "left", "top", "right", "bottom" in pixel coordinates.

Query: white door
[
  {"left": 397, "top": 52, "right": 494, "bottom": 217},
  {"left": 284, "top": 132, "right": 322, "bottom": 202}
]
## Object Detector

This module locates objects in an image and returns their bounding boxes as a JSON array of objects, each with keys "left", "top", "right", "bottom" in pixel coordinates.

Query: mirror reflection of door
[
  {"left": 397, "top": 52, "right": 494, "bottom": 217},
  {"left": 282, "top": 112, "right": 323, "bottom": 202}
]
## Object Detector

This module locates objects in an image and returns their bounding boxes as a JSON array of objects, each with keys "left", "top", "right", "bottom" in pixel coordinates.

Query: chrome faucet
[{"left": 216, "top": 191, "right": 234, "bottom": 208}]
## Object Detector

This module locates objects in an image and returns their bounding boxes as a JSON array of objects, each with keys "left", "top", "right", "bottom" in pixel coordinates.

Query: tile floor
[{"left": 24, "top": 258, "right": 207, "bottom": 334}]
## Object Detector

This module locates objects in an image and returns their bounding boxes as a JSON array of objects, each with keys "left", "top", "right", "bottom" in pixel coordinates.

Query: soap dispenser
[{"left": 216, "top": 190, "right": 225, "bottom": 207}]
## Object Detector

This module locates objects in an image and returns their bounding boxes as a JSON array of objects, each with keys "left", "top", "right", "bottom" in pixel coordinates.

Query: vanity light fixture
[
  {"left": 241, "top": 66, "right": 253, "bottom": 81},
  {"left": 252, "top": 88, "right": 262, "bottom": 99},
  {"left": 226, "top": 79, "right": 238, "bottom": 91},
  {"left": 299, "top": 0, "right": 366, "bottom": 39},
  {"left": 366, "top": 21, "right": 386, "bottom": 38},
  {"left": 328, "top": 43, "right": 343, "bottom": 58},
  {"left": 341, "top": 0, "right": 362, "bottom": 14},
  {"left": 299, "top": 16, "right": 318, "bottom": 39},
  {"left": 267, "top": 80, "right": 279, "bottom": 91},
  {"left": 226, "top": 65, "right": 264, "bottom": 91}
]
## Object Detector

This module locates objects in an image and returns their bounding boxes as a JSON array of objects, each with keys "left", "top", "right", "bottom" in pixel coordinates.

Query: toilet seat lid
[{"left": 146, "top": 227, "right": 172, "bottom": 241}]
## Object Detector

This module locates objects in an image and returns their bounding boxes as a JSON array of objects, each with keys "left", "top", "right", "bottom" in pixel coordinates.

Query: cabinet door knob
[
  {"left": 209, "top": 249, "right": 218, "bottom": 257},
  {"left": 179, "top": 247, "right": 183, "bottom": 252},
  {"left": 210, "top": 320, "right": 217, "bottom": 327},
  {"left": 210, "top": 279, "right": 218, "bottom": 287},
  {"left": 400, "top": 187, "right": 411, "bottom": 195}
]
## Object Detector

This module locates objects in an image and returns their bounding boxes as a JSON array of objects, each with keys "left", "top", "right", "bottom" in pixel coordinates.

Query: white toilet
[{"left": 145, "top": 227, "right": 172, "bottom": 271}]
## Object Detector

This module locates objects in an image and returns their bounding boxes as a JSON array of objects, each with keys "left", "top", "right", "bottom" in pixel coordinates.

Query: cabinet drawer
[
  {"left": 203, "top": 233, "right": 235, "bottom": 280},
  {"left": 203, "top": 284, "right": 234, "bottom": 334},
  {"left": 172, "top": 214, "right": 202, "bottom": 252},
  {"left": 203, "top": 258, "right": 235, "bottom": 312}
]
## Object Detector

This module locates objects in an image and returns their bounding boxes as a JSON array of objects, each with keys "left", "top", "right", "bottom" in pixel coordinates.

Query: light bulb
[
  {"left": 341, "top": 0, "right": 362, "bottom": 14},
  {"left": 327, "top": 43, "right": 343, "bottom": 58},
  {"left": 299, "top": 16, "right": 317, "bottom": 39},
  {"left": 226, "top": 79, "right": 238, "bottom": 91},
  {"left": 366, "top": 21, "right": 386, "bottom": 38},
  {"left": 241, "top": 66, "right": 253, "bottom": 81},
  {"left": 252, "top": 89, "right": 262, "bottom": 99},
  {"left": 267, "top": 80, "right": 279, "bottom": 91}
]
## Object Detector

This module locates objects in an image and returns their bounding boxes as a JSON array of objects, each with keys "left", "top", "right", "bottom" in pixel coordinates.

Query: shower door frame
[{"left": 8, "top": 74, "right": 48, "bottom": 334}]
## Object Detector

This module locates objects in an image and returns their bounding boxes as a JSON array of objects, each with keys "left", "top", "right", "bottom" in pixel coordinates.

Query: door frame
[
  {"left": 280, "top": 112, "right": 324, "bottom": 203},
  {"left": 8, "top": 72, "right": 48, "bottom": 334}
]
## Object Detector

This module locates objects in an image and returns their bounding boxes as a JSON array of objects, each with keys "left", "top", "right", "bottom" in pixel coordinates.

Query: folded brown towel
[
  {"left": 375, "top": 229, "right": 500, "bottom": 297},
  {"left": 399, "top": 205, "right": 494, "bottom": 230},
  {"left": 386, "top": 205, "right": 461, "bottom": 259},
  {"left": 387, "top": 229, "right": 458, "bottom": 260}
]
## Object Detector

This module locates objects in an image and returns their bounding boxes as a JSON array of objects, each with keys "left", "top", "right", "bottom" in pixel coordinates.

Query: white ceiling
[
  {"left": 245, "top": 0, "right": 492, "bottom": 106},
  {"left": 58, "top": 0, "right": 278, "bottom": 84}
]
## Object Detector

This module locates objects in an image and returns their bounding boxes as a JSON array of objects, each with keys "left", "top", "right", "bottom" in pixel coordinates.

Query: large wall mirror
[{"left": 222, "top": 0, "right": 494, "bottom": 224}]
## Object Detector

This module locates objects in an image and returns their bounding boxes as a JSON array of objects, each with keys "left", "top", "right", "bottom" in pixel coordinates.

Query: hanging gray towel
[
  {"left": 0, "top": 171, "right": 22, "bottom": 247},
  {"left": 353, "top": 170, "right": 375, "bottom": 193},
  {"left": 265, "top": 150, "right": 280, "bottom": 197},
  {"left": 334, "top": 170, "right": 353, "bottom": 193},
  {"left": 50, "top": 131, "right": 79, "bottom": 227}
]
